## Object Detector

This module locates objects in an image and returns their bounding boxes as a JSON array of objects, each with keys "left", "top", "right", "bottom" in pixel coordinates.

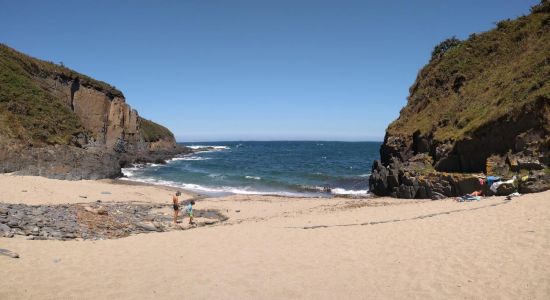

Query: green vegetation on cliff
[
  {"left": 0, "top": 45, "right": 84, "bottom": 145},
  {"left": 140, "top": 118, "right": 175, "bottom": 142},
  {"left": 1, "top": 44, "right": 176, "bottom": 148},
  {"left": 0, "top": 44, "right": 122, "bottom": 98},
  {"left": 388, "top": 1, "right": 550, "bottom": 142}
]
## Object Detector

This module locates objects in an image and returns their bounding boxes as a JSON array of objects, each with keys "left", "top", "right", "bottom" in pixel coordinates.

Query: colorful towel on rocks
[{"left": 456, "top": 195, "right": 482, "bottom": 202}]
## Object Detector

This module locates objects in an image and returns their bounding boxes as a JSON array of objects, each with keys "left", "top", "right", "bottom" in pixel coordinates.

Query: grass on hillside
[
  {"left": 388, "top": 2, "right": 550, "bottom": 142},
  {"left": 140, "top": 118, "right": 174, "bottom": 142},
  {"left": 0, "top": 44, "right": 122, "bottom": 97},
  {"left": 0, "top": 48, "right": 84, "bottom": 145},
  {"left": 1, "top": 44, "right": 177, "bottom": 147}
]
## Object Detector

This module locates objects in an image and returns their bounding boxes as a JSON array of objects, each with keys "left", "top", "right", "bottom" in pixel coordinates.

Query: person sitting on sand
[
  {"left": 469, "top": 190, "right": 483, "bottom": 197},
  {"left": 186, "top": 200, "right": 195, "bottom": 225},
  {"left": 172, "top": 191, "right": 181, "bottom": 224},
  {"left": 469, "top": 178, "right": 485, "bottom": 197}
]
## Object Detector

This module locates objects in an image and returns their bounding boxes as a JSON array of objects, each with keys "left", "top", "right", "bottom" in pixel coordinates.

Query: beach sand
[{"left": 1, "top": 174, "right": 549, "bottom": 299}]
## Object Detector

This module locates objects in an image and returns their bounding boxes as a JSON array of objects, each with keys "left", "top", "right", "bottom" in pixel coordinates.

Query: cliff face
[
  {"left": 370, "top": 1, "right": 550, "bottom": 198},
  {"left": 35, "top": 75, "right": 141, "bottom": 150},
  {"left": 0, "top": 44, "right": 185, "bottom": 179}
]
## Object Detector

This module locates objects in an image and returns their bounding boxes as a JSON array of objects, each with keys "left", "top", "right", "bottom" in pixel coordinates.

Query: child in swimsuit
[
  {"left": 172, "top": 191, "right": 181, "bottom": 224},
  {"left": 186, "top": 200, "right": 195, "bottom": 225}
]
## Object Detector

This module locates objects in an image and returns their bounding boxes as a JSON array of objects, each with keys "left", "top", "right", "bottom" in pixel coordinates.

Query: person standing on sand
[
  {"left": 172, "top": 191, "right": 181, "bottom": 224},
  {"left": 186, "top": 200, "right": 195, "bottom": 225}
]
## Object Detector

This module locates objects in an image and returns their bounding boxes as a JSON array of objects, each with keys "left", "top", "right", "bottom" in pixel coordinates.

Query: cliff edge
[
  {"left": 370, "top": 1, "right": 550, "bottom": 198},
  {"left": 0, "top": 44, "right": 188, "bottom": 179}
]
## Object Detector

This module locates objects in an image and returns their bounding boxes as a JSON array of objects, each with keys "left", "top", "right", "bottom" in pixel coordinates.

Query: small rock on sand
[
  {"left": 0, "top": 223, "right": 10, "bottom": 233},
  {"left": 136, "top": 222, "right": 158, "bottom": 231},
  {"left": 84, "top": 206, "right": 108, "bottom": 215},
  {"left": 0, "top": 248, "right": 19, "bottom": 258}
]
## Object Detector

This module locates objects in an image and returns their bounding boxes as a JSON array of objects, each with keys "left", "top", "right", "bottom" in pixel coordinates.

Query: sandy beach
[{"left": 1, "top": 174, "right": 549, "bottom": 299}]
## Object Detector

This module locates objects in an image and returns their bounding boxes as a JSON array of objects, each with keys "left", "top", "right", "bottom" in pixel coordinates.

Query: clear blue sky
[{"left": 0, "top": 0, "right": 539, "bottom": 141}]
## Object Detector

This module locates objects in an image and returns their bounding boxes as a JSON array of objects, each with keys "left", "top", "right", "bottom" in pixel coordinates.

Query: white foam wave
[
  {"left": 119, "top": 177, "right": 306, "bottom": 197},
  {"left": 121, "top": 162, "right": 165, "bottom": 177},
  {"left": 245, "top": 176, "right": 261, "bottom": 180},
  {"left": 330, "top": 188, "right": 370, "bottom": 196},
  {"left": 187, "top": 145, "right": 230, "bottom": 150},
  {"left": 121, "top": 164, "right": 147, "bottom": 177},
  {"left": 169, "top": 156, "right": 210, "bottom": 161},
  {"left": 121, "top": 168, "right": 136, "bottom": 177}
]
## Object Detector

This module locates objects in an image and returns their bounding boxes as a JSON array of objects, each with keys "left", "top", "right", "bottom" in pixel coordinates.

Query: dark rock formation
[
  {"left": 519, "top": 170, "right": 550, "bottom": 193},
  {"left": 369, "top": 2, "right": 550, "bottom": 198},
  {"left": 0, "top": 144, "right": 121, "bottom": 180},
  {"left": 370, "top": 158, "right": 486, "bottom": 199}
]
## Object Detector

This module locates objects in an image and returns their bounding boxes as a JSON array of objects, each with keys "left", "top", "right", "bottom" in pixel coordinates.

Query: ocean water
[{"left": 122, "top": 141, "right": 381, "bottom": 197}]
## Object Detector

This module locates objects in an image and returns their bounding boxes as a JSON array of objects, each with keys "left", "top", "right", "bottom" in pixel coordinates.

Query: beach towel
[
  {"left": 487, "top": 176, "right": 501, "bottom": 187},
  {"left": 456, "top": 195, "right": 481, "bottom": 202}
]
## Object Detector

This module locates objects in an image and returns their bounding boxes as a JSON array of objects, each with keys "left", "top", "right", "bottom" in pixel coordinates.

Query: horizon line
[{"left": 177, "top": 139, "right": 383, "bottom": 143}]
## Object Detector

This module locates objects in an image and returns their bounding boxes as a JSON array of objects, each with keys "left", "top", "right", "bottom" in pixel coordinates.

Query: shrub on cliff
[
  {"left": 430, "top": 37, "right": 461, "bottom": 61},
  {"left": 140, "top": 119, "right": 175, "bottom": 143},
  {"left": 388, "top": 2, "right": 550, "bottom": 142},
  {"left": 0, "top": 44, "right": 122, "bottom": 98},
  {"left": 531, "top": 0, "right": 550, "bottom": 13},
  {"left": 0, "top": 46, "right": 84, "bottom": 145}
]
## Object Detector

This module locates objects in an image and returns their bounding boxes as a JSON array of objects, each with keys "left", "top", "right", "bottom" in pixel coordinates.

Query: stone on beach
[
  {"left": 0, "top": 248, "right": 19, "bottom": 259},
  {"left": 136, "top": 222, "right": 159, "bottom": 232},
  {"left": 0, "top": 202, "right": 227, "bottom": 241}
]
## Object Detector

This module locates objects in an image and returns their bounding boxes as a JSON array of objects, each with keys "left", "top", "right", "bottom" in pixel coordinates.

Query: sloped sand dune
[{"left": 1, "top": 174, "right": 549, "bottom": 299}]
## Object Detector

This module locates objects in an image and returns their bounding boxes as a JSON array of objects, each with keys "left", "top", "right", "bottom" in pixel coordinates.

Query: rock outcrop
[
  {"left": 0, "top": 202, "right": 228, "bottom": 240},
  {"left": 370, "top": 1, "right": 550, "bottom": 198},
  {"left": 0, "top": 44, "right": 189, "bottom": 179}
]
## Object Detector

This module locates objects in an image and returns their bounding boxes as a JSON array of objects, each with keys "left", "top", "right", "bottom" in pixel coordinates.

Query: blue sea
[{"left": 122, "top": 141, "right": 381, "bottom": 197}]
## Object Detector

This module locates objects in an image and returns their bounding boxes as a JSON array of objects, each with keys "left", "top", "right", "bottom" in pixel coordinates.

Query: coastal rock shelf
[{"left": 0, "top": 202, "right": 228, "bottom": 240}]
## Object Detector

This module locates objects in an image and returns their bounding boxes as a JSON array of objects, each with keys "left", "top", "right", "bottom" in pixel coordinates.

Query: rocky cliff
[
  {"left": 370, "top": 1, "right": 550, "bottom": 198},
  {"left": 0, "top": 44, "right": 188, "bottom": 179}
]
